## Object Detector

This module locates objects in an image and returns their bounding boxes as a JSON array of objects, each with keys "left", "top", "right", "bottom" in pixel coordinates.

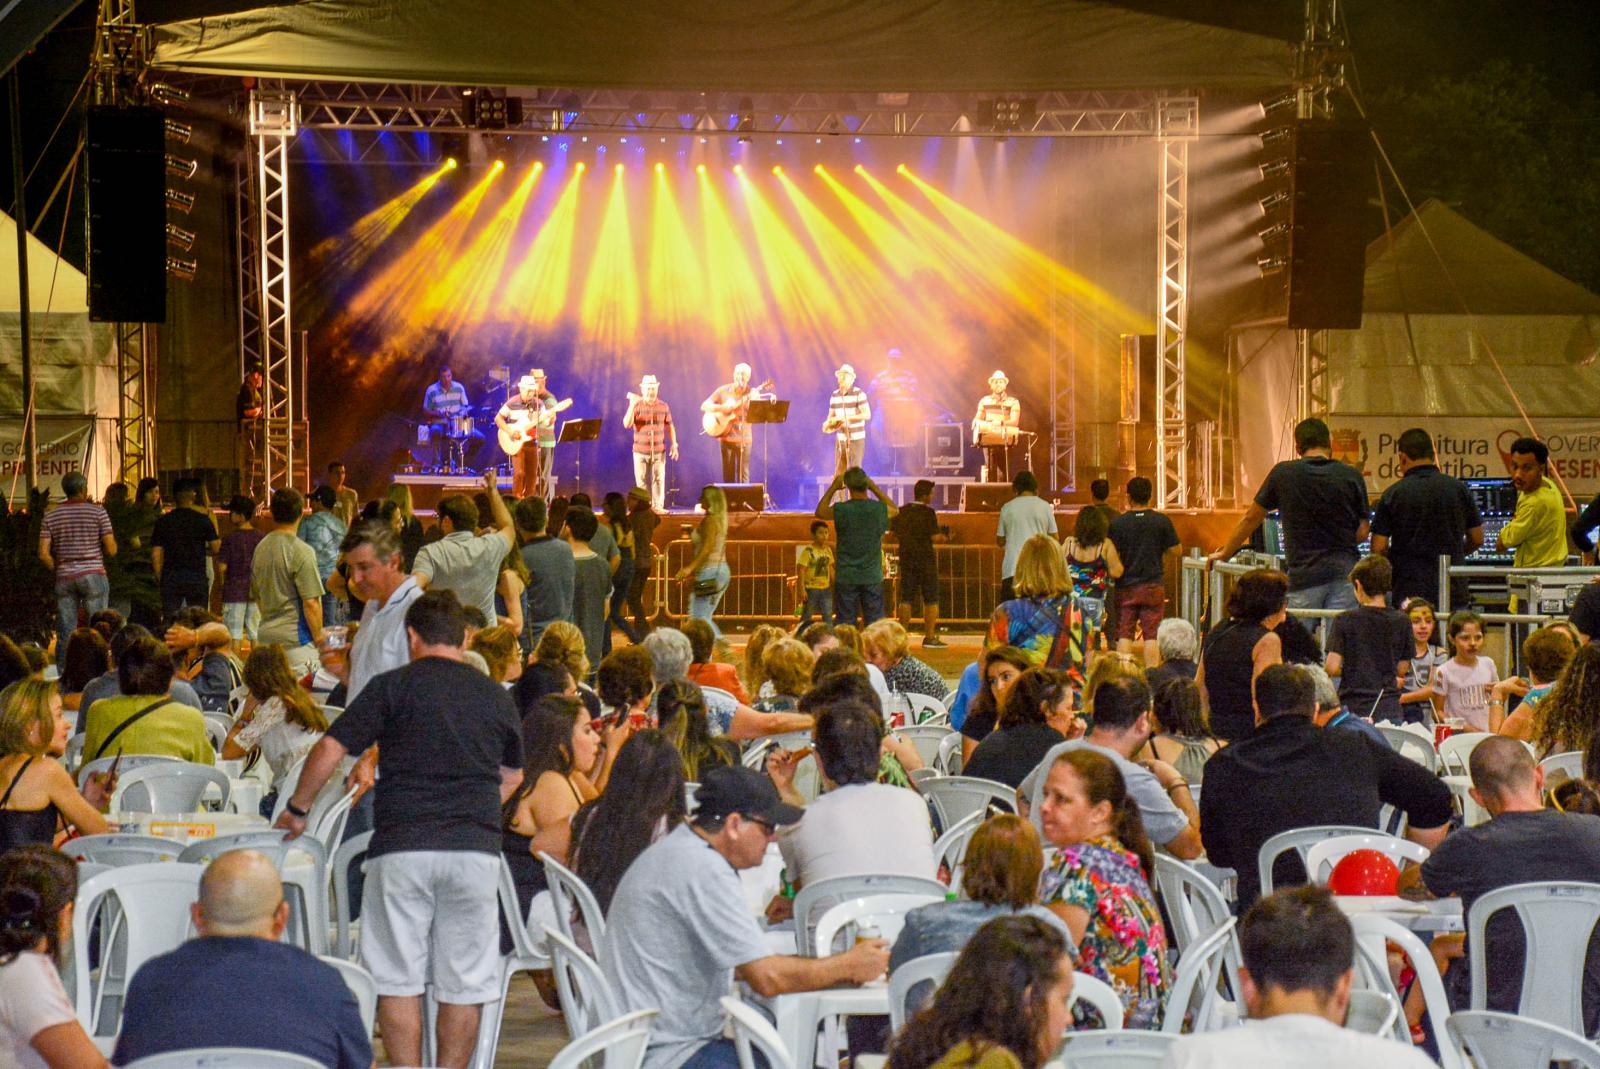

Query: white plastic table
[{"left": 1335, "top": 895, "right": 1464, "bottom": 933}]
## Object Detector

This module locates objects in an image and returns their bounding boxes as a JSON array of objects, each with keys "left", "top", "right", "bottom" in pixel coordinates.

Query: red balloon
[{"left": 1327, "top": 848, "right": 1400, "bottom": 896}]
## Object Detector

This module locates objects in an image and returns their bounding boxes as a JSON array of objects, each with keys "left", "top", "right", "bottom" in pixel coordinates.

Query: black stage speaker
[
  {"left": 1287, "top": 118, "right": 1371, "bottom": 330},
  {"left": 714, "top": 483, "right": 766, "bottom": 513},
  {"left": 87, "top": 105, "right": 167, "bottom": 323},
  {"left": 962, "top": 483, "right": 1014, "bottom": 512}
]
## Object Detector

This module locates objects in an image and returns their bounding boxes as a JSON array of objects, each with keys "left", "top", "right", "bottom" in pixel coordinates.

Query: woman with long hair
[
  {"left": 495, "top": 545, "right": 528, "bottom": 643},
  {"left": 1036, "top": 749, "right": 1170, "bottom": 1028},
  {"left": 887, "top": 914, "right": 1075, "bottom": 1069},
  {"left": 0, "top": 846, "right": 109, "bottom": 1069},
  {"left": 1198, "top": 568, "right": 1287, "bottom": 742},
  {"left": 57, "top": 629, "right": 110, "bottom": 720},
  {"left": 963, "top": 669, "right": 1083, "bottom": 789},
  {"left": 384, "top": 483, "right": 425, "bottom": 572},
  {"left": 654, "top": 679, "right": 738, "bottom": 781},
  {"left": 675, "top": 485, "right": 730, "bottom": 638},
  {"left": 959, "top": 645, "right": 1031, "bottom": 760},
  {"left": 986, "top": 535, "right": 1089, "bottom": 695},
  {"left": 0, "top": 681, "right": 110, "bottom": 848},
  {"left": 1543, "top": 647, "right": 1600, "bottom": 776},
  {"left": 602, "top": 492, "right": 641, "bottom": 646},
  {"left": 223, "top": 644, "right": 328, "bottom": 788},
  {"left": 1062, "top": 506, "right": 1122, "bottom": 644},
  {"left": 534, "top": 621, "right": 599, "bottom": 716},
  {"left": 470, "top": 625, "right": 523, "bottom": 685},
  {"left": 742, "top": 623, "right": 785, "bottom": 701},
  {"left": 568, "top": 730, "right": 686, "bottom": 925},
  {"left": 1135, "top": 678, "right": 1219, "bottom": 785}
]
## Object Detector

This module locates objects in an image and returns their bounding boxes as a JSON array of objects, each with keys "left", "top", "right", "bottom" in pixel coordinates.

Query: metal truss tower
[
  {"left": 1154, "top": 97, "right": 1197, "bottom": 508},
  {"left": 1295, "top": 0, "right": 1348, "bottom": 421}
]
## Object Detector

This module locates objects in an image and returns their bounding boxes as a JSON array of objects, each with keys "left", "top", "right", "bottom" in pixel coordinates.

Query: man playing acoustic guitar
[
  {"left": 496, "top": 369, "right": 572, "bottom": 499},
  {"left": 701, "top": 362, "right": 773, "bottom": 483}
]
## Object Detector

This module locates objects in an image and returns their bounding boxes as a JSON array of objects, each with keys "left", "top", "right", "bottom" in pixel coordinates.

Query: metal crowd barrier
[{"left": 651, "top": 538, "right": 1005, "bottom": 627}]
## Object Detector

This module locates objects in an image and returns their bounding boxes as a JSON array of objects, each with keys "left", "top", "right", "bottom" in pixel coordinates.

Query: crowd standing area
[{"left": 6, "top": 418, "right": 1600, "bottom": 1069}]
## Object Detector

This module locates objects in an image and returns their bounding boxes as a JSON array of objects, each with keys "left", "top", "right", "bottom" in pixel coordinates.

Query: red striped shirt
[{"left": 42, "top": 500, "right": 111, "bottom": 580}]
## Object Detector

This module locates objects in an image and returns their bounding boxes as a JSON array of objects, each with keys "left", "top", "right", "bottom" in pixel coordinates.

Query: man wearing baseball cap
[
  {"left": 602, "top": 765, "right": 889, "bottom": 1069},
  {"left": 824, "top": 363, "right": 871, "bottom": 474},
  {"left": 625, "top": 373, "right": 677, "bottom": 510}
]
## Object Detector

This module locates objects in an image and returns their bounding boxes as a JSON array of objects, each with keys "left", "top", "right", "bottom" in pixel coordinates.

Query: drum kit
[{"left": 410, "top": 412, "right": 483, "bottom": 473}]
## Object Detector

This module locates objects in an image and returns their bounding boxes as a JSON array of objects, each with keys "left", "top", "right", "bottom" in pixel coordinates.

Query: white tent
[{"left": 1229, "top": 200, "right": 1600, "bottom": 499}]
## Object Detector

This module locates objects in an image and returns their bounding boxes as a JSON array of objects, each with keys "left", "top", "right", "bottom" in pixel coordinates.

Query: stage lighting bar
[
  {"left": 1262, "top": 92, "right": 1297, "bottom": 115},
  {"left": 978, "top": 96, "right": 1037, "bottom": 132},
  {"left": 1258, "top": 159, "right": 1290, "bottom": 179},
  {"left": 463, "top": 88, "right": 524, "bottom": 130},
  {"left": 164, "top": 119, "right": 193, "bottom": 144},
  {"left": 165, "top": 188, "right": 195, "bottom": 214},
  {"left": 166, "top": 256, "right": 197, "bottom": 281},
  {"left": 165, "top": 223, "right": 196, "bottom": 251},
  {"left": 149, "top": 83, "right": 190, "bottom": 106},
  {"left": 1259, "top": 127, "right": 1292, "bottom": 147},
  {"left": 166, "top": 153, "right": 198, "bottom": 179},
  {"left": 1257, "top": 255, "right": 1288, "bottom": 274},
  {"left": 1258, "top": 191, "right": 1290, "bottom": 214},
  {"left": 1257, "top": 222, "right": 1289, "bottom": 243}
]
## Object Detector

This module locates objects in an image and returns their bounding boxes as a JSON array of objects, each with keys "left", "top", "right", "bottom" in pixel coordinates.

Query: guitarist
[
  {"left": 701, "top": 362, "right": 762, "bottom": 483},
  {"left": 624, "top": 373, "right": 677, "bottom": 510},
  {"left": 823, "top": 362, "right": 871, "bottom": 474},
  {"left": 496, "top": 370, "right": 565, "bottom": 499}
]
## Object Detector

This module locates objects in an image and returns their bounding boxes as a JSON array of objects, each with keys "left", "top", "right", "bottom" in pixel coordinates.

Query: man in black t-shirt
[
  {"left": 1369, "top": 428, "right": 1484, "bottom": 611},
  {"left": 1325, "top": 555, "right": 1413, "bottom": 723},
  {"left": 890, "top": 479, "right": 945, "bottom": 648},
  {"left": 1210, "top": 418, "right": 1370, "bottom": 613},
  {"left": 276, "top": 590, "right": 524, "bottom": 1069},
  {"left": 1107, "top": 477, "right": 1180, "bottom": 666},
  {"left": 150, "top": 477, "right": 220, "bottom": 624},
  {"left": 1405, "top": 737, "right": 1600, "bottom": 1030}
]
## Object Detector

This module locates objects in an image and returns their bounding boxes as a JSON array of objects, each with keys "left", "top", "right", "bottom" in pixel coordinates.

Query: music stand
[
  {"left": 559, "top": 418, "right": 602, "bottom": 499},
  {"left": 747, "top": 399, "right": 789, "bottom": 508}
]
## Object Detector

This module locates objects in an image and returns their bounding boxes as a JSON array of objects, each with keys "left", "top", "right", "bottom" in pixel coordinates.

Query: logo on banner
[{"left": 1329, "top": 419, "right": 1600, "bottom": 494}]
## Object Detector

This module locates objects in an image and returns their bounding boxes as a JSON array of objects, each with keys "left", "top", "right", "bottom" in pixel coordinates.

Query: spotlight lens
[
  {"left": 853, "top": 164, "right": 864, "bottom": 173},
  {"left": 493, "top": 160, "right": 504, "bottom": 169},
  {"left": 854, "top": 137, "right": 861, "bottom": 144},
  {"left": 620, "top": 137, "right": 628, "bottom": 143},
  {"left": 733, "top": 164, "right": 743, "bottom": 174},
  {"left": 445, "top": 157, "right": 457, "bottom": 168},
  {"left": 772, "top": 165, "right": 782, "bottom": 175},
  {"left": 696, "top": 163, "right": 706, "bottom": 174},
  {"left": 576, "top": 162, "right": 586, "bottom": 172},
  {"left": 776, "top": 138, "right": 784, "bottom": 145},
  {"left": 541, "top": 135, "right": 549, "bottom": 142},
  {"left": 655, "top": 162, "right": 664, "bottom": 173},
  {"left": 581, "top": 136, "right": 588, "bottom": 142},
  {"left": 813, "top": 164, "right": 823, "bottom": 173},
  {"left": 897, "top": 163, "right": 907, "bottom": 173},
  {"left": 615, "top": 163, "right": 623, "bottom": 174}
]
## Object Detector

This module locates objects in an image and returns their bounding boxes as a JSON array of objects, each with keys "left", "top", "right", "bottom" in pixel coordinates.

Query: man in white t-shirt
[
  {"left": 1161, "top": 885, "right": 1435, "bottom": 1068},
  {"left": 996, "top": 469, "right": 1056, "bottom": 603}
]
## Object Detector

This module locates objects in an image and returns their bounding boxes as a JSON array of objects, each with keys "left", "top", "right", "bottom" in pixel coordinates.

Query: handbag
[{"left": 692, "top": 576, "right": 720, "bottom": 597}]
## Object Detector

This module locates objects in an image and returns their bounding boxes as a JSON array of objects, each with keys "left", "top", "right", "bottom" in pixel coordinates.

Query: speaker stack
[
  {"left": 87, "top": 105, "right": 167, "bottom": 323},
  {"left": 1287, "top": 118, "right": 1372, "bottom": 330}
]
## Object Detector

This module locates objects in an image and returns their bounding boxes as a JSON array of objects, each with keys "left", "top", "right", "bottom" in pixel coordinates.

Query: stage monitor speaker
[
  {"left": 713, "top": 483, "right": 766, "bottom": 513},
  {"left": 962, "top": 483, "right": 1015, "bottom": 512},
  {"left": 87, "top": 105, "right": 167, "bottom": 323},
  {"left": 1287, "top": 118, "right": 1371, "bottom": 330}
]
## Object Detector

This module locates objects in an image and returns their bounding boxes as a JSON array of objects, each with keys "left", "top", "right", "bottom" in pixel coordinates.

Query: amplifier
[
  {"left": 962, "top": 483, "right": 1015, "bottom": 512},
  {"left": 713, "top": 483, "right": 767, "bottom": 512}
]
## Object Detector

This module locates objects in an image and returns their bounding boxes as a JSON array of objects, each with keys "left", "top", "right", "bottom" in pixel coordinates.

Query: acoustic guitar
[
  {"left": 499, "top": 398, "right": 573, "bottom": 453},
  {"left": 701, "top": 378, "right": 774, "bottom": 438}
]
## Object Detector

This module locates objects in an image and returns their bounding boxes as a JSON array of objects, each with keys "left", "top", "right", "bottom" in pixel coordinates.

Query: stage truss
[{"left": 229, "top": 82, "right": 1200, "bottom": 503}]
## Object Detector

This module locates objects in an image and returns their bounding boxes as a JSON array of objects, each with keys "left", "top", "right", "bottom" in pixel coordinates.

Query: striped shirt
[
  {"left": 41, "top": 500, "right": 111, "bottom": 580},
  {"left": 708, "top": 384, "right": 752, "bottom": 445},
  {"left": 976, "top": 393, "right": 1020, "bottom": 437},
  {"left": 630, "top": 398, "right": 674, "bottom": 456},
  {"left": 828, "top": 388, "right": 870, "bottom": 442}
]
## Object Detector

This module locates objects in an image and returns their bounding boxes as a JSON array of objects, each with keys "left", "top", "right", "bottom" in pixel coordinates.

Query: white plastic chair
[
  {"left": 546, "top": 926, "right": 623, "bottom": 1037},
  {"left": 919, "top": 775, "right": 1015, "bottom": 831},
  {"left": 1055, "top": 1032, "right": 1176, "bottom": 1065},
  {"left": 1467, "top": 880, "right": 1600, "bottom": 1034},
  {"left": 684, "top": 781, "right": 700, "bottom": 814},
  {"left": 1377, "top": 724, "right": 1439, "bottom": 772},
  {"left": 269, "top": 755, "right": 355, "bottom": 824},
  {"left": 468, "top": 858, "right": 554, "bottom": 1068},
  {"left": 64, "top": 833, "right": 182, "bottom": 866},
  {"left": 1256, "top": 824, "right": 1374, "bottom": 896},
  {"left": 1069, "top": 971, "right": 1125, "bottom": 1030},
  {"left": 1348, "top": 913, "right": 1466, "bottom": 1068},
  {"left": 547, "top": 1010, "right": 659, "bottom": 1069},
  {"left": 543, "top": 853, "right": 607, "bottom": 954},
  {"left": 722, "top": 995, "right": 798, "bottom": 1069},
  {"left": 811, "top": 892, "right": 943, "bottom": 958},
  {"left": 72, "top": 862, "right": 204, "bottom": 1035},
  {"left": 307, "top": 785, "right": 360, "bottom": 850},
  {"left": 792, "top": 874, "right": 949, "bottom": 956},
  {"left": 178, "top": 831, "right": 329, "bottom": 955},
  {"left": 1152, "top": 855, "right": 1233, "bottom": 958},
  {"left": 1541, "top": 750, "right": 1585, "bottom": 784},
  {"left": 202, "top": 712, "right": 233, "bottom": 749},
  {"left": 897, "top": 725, "right": 957, "bottom": 768},
  {"left": 1438, "top": 731, "right": 1493, "bottom": 776},
  {"left": 1446, "top": 1010, "right": 1600, "bottom": 1069},
  {"left": 1342, "top": 989, "right": 1401, "bottom": 1036},
  {"left": 62, "top": 732, "right": 86, "bottom": 773},
  {"left": 1302, "top": 832, "right": 1430, "bottom": 885},
  {"left": 932, "top": 809, "right": 984, "bottom": 889},
  {"left": 1159, "top": 917, "right": 1236, "bottom": 1035},
  {"left": 110, "top": 762, "right": 232, "bottom": 813},
  {"left": 125, "top": 1051, "right": 323, "bottom": 1069},
  {"left": 227, "top": 684, "right": 251, "bottom": 715},
  {"left": 318, "top": 955, "right": 377, "bottom": 1037},
  {"left": 934, "top": 732, "right": 963, "bottom": 776},
  {"left": 902, "top": 693, "right": 949, "bottom": 726},
  {"left": 888, "top": 951, "right": 957, "bottom": 1032},
  {"left": 76, "top": 753, "right": 178, "bottom": 788},
  {"left": 330, "top": 829, "right": 372, "bottom": 961}
]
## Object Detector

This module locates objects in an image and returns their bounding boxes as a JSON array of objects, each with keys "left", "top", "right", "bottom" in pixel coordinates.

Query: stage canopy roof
[{"left": 147, "top": 0, "right": 1295, "bottom": 92}]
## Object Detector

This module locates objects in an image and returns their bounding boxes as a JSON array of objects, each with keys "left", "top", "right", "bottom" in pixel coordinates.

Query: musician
[
  {"left": 625, "top": 374, "right": 677, "bottom": 510},
  {"left": 824, "top": 363, "right": 871, "bottom": 474},
  {"left": 972, "top": 369, "right": 1021, "bottom": 482},
  {"left": 236, "top": 364, "right": 264, "bottom": 501},
  {"left": 496, "top": 373, "right": 550, "bottom": 498},
  {"left": 523, "top": 368, "right": 562, "bottom": 498},
  {"left": 702, "top": 362, "right": 757, "bottom": 483},
  {"left": 421, "top": 366, "right": 482, "bottom": 469}
]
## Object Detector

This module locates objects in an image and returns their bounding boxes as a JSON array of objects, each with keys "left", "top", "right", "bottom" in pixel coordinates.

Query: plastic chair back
[
  {"left": 547, "top": 1010, "right": 659, "bottom": 1069},
  {"left": 898, "top": 725, "right": 956, "bottom": 768},
  {"left": 1255, "top": 824, "right": 1373, "bottom": 897},
  {"left": 684, "top": 782, "right": 700, "bottom": 815},
  {"left": 178, "top": 830, "right": 329, "bottom": 954},
  {"left": 1446, "top": 1010, "right": 1600, "bottom": 1069},
  {"left": 1069, "top": 971, "right": 1125, "bottom": 1030},
  {"left": 72, "top": 862, "right": 204, "bottom": 1034},
  {"left": 1152, "top": 855, "right": 1232, "bottom": 956},
  {"left": 934, "top": 733, "right": 963, "bottom": 775},
  {"left": 543, "top": 853, "right": 608, "bottom": 954},
  {"left": 77, "top": 753, "right": 178, "bottom": 788},
  {"left": 1159, "top": 917, "right": 1236, "bottom": 1034},
  {"left": 125, "top": 1050, "right": 324, "bottom": 1069},
  {"left": 546, "top": 926, "right": 623, "bottom": 1036},
  {"left": 888, "top": 952, "right": 957, "bottom": 1032},
  {"left": 1302, "top": 832, "right": 1430, "bottom": 885},
  {"left": 318, "top": 955, "right": 377, "bottom": 1036},
  {"left": 1343, "top": 989, "right": 1401, "bottom": 1036},
  {"left": 269, "top": 755, "right": 354, "bottom": 824},
  {"left": 1540, "top": 750, "right": 1585, "bottom": 786},
  {"left": 330, "top": 829, "right": 372, "bottom": 960},
  {"left": 202, "top": 713, "right": 232, "bottom": 752},
  {"left": 110, "top": 762, "right": 232, "bottom": 813},
  {"left": 919, "top": 775, "right": 1015, "bottom": 832},
  {"left": 1438, "top": 731, "right": 1493, "bottom": 776},
  {"left": 62, "top": 732, "right": 86, "bottom": 773},
  {"left": 1054, "top": 1032, "right": 1176, "bottom": 1066},
  {"left": 811, "top": 891, "right": 943, "bottom": 957},
  {"left": 227, "top": 685, "right": 251, "bottom": 715},
  {"left": 308, "top": 785, "right": 359, "bottom": 849},
  {"left": 902, "top": 693, "right": 948, "bottom": 726},
  {"left": 1467, "top": 880, "right": 1600, "bottom": 1034},
  {"left": 792, "top": 874, "right": 948, "bottom": 956},
  {"left": 722, "top": 995, "right": 798, "bottom": 1069},
  {"left": 932, "top": 809, "right": 984, "bottom": 888},
  {"left": 64, "top": 833, "right": 182, "bottom": 866},
  {"left": 1349, "top": 913, "right": 1468, "bottom": 1069}
]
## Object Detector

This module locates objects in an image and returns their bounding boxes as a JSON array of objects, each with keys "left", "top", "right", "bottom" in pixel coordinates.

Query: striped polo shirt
[
  {"left": 42, "top": 500, "right": 112, "bottom": 580},
  {"left": 828, "top": 388, "right": 869, "bottom": 442},
  {"left": 630, "top": 399, "right": 674, "bottom": 457}
]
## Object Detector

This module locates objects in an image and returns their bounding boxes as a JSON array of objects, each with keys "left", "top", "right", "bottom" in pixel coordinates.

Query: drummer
[{"left": 422, "top": 366, "right": 482, "bottom": 470}]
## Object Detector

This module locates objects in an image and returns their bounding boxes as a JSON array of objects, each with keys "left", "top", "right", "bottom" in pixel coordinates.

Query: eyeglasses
[{"left": 743, "top": 815, "right": 778, "bottom": 836}]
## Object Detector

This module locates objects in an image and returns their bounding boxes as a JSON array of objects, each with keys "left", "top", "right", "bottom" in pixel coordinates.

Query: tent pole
[{"left": 9, "top": 71, "right": 38, "bottom": 492}]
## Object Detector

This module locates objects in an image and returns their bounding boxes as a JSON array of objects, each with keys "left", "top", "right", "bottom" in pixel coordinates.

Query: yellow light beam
[
  {"left": 698, "top": 166, "right": 769, "bottom": 354},
  {"left": 774, "top": 170, "right": 909, "bottom": 331},
  {"left": 814, "top": 165, "right": 952, "bottom": 285},
  {"left": 737, "top": 169, "right": 847, "bottom": 355},
  {"left": 578, "top": 165, "right": 642, "bottom": 356},
  {"left": 429, "top": 163, "right": 544, "bottom": 329},
  {"left": 647, "top": 163, "right": 706, "bottom": 341},
  {"left": 306, "top": 160, "right": 452, "bottom": 280},
  {"left": 503, "top": 169, "right": 583, "bottom": 333}
]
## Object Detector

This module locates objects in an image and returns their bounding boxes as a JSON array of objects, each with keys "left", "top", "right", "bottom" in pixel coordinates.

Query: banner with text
[
  {"left": 1328, "top": 417, "right": 1600, "bottom": 497},
  {"left": 1, "top": 419, "right": 95, "bottom": 503}
]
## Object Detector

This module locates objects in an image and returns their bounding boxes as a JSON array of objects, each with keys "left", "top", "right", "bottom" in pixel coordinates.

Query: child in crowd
[
  {"left": 215, "top": 495, "right": 263, "bottom": 645},
  {"left": 795, "top": 521, "right": 835, "bottom": 631},
  {"left": 1493, "top": 624, "right": 1579, "bottom": 739},
  {"left": 1398, "top": 598, "right": 1448, "bottom": 719},
  {"left": 1430, "top": 610, "right": 1497, "bottom": 731},
  {"left": 1324, "top": 556, "right": 1412, "bottom": 723}
]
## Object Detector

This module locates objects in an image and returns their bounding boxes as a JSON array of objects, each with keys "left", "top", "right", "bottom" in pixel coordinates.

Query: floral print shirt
[{"left": 1039, "top": 835, "right": 1170, "bottom": 1029}]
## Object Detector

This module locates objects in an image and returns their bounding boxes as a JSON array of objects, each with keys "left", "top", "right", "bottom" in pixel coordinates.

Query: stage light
[
  {"left": 165, "top": 188, "right": 195, "bottom": 214},
  {"left": 620, "top": 137, "right": 628, "bottom": 143},
  {"left": 149, "top": 83, "right": 190, "bottom": 105},
  {"left": 978, "top": 96, "right": 1037, "bottom": 132},
  {"left": 533, "top": 161, "right": 543, "bottom": 171},
  {"left": 576, "top": 161, "right": 586, "bottom": 173},
  {"left": 655, "top": 162, "right": 665, "bottom": 173},
  {"left": 1263, "top": 92, "right": 1297, "bottom": 116},
  {"left": 854, "top": 137, "right": 861, "bottom": 144},
  {"left": 445, "top": 157, "right": 458, "bottom": 168},
  {"left": 1258, "top": 160, "right": 1290, "bottom": 179},
  {"left": 165, "top": 153, "right": 198, "bottom": 179},
  {"left": 492, "top": 159, "right": 505, "bottom": 170},
  {"left": 165, "top": 222, "right": 196, "bottom": 251},
  {"left": 772, "top": 165, "right": 783, "bottom": 175},
  {"left": 1258, "top": 190, "right": 1289, "bottom": 213},
  {"left": 1260, "top": 127, "right": 1292, "bottom": 147},
  {"left": 696, "top": 163, "right": 706, "bottom": 174},
  {"left": 1257, "top": 222, "right": 1290, "bottom": 242},
  {"left": 615, "top": 163, "right": 624, "bottom": 174},
  {"left": 598, "top": 145, "right": 606, "bottom": 152},
  {"left": 164, "top": 119, "right": 192, "bottom": 144},
  {"left": 896, "top": 164, "right": 908, "bottom": 174},
  {"left": 699, "top": 137, "right": 708, "bottom": 144},
  {"left": 815, "top": 138, "right": 822, "bottom": 144},
  {"left": 660, "top": 137, "right": 667, "bottom": 143},
  {"left": 582, "top": 136, "right": 589, "bottom": 142},
  {"left": 776, "top": 138, "right": 784, "bottom": 145},
  {"left": 1257, "top": 255, "right": 1288, "bottom": 273},
  {"left": 166, "top": 256, "right": 197, "bottom": 281},
  {"left": 813, "top": 164, "right": 824, "bottom": 173},
  {"left": 733, "top": 164, "right": 743, "bottom": 175},
  {"left": 541, "top": 135, "right": 549, "bottom": 142}
]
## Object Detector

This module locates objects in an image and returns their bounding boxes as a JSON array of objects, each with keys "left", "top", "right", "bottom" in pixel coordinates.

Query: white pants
[
  {"left": 634, "top": 451, "right": 667, "bottom": 510},
  {"left": 361, "top": 851, "right": 501, "bottom": 1003}
]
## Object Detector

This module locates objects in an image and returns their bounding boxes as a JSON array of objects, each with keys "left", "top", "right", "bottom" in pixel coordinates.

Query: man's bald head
[
  {"left": 193, "top": 850, "right": 288, "bottom": 939},
  {"left": 1469, "top": 736, "right": 1540, "bottom": 808}
]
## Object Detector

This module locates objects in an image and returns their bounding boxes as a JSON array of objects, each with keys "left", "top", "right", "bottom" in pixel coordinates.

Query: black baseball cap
[{"left": 694, "top": 766, "right": 804, "bottom": 827}]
